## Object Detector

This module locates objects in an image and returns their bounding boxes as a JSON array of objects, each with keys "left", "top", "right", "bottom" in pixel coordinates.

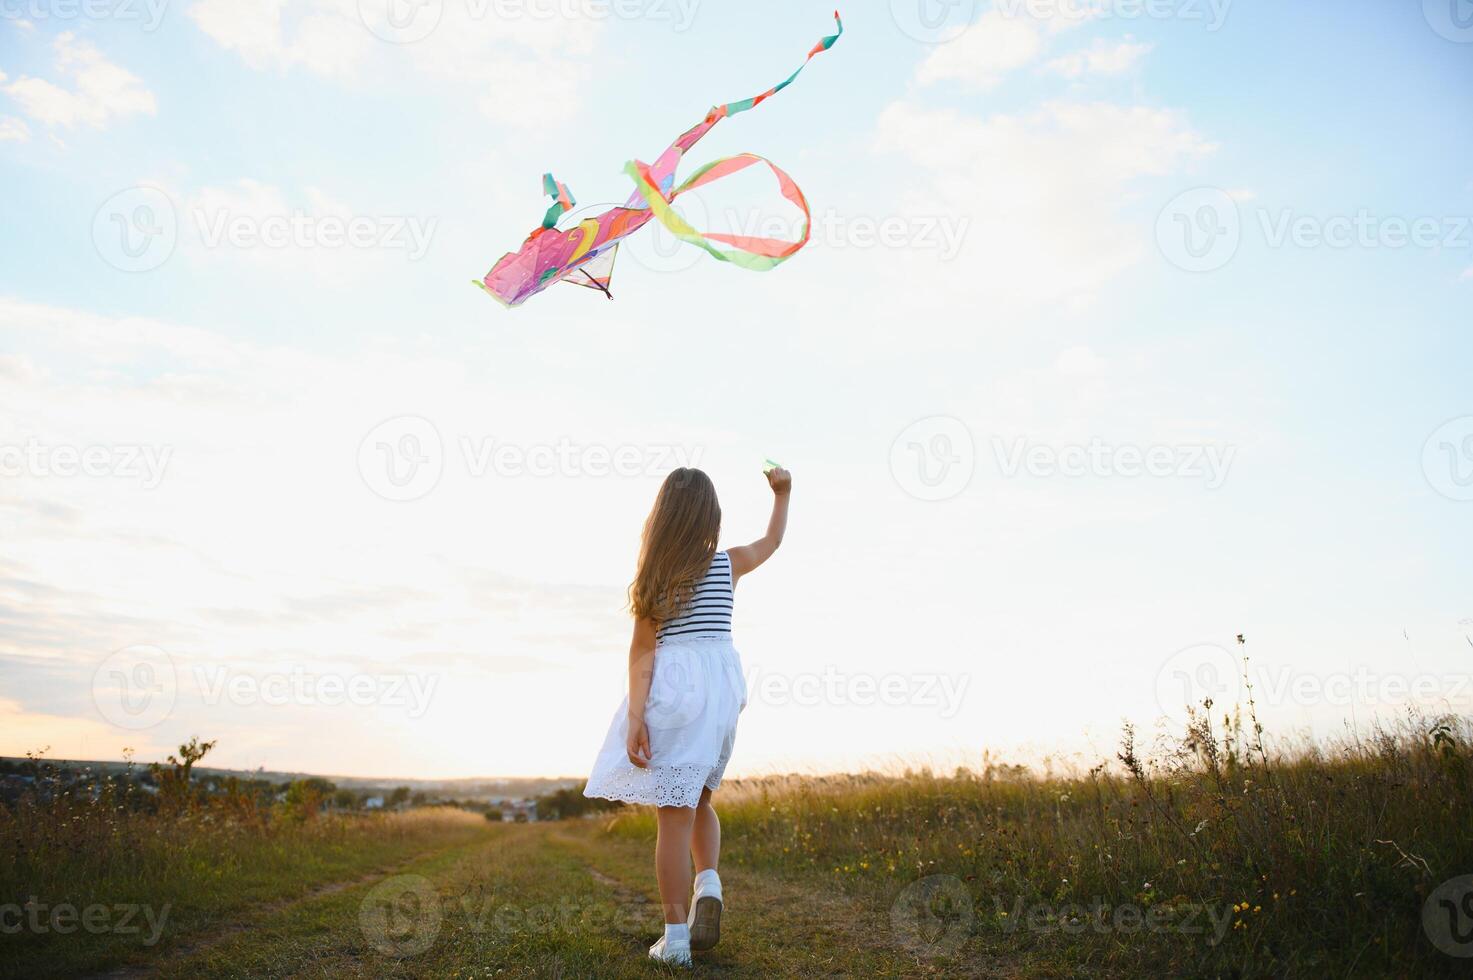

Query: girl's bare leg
[
  {"left": 691, "top": 787, "right": 720, "bottom": 874},
  {"left": 655, "top": 805, "right": 698, "bottom": 924}
]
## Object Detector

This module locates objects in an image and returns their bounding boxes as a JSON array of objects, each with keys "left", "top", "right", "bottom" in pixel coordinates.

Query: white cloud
[
  {"left": 1046, "top": 37, "right": 1153, "bottom": 79},
  {"left": 917, "top": 2, "right": 1104, "bottom": 89},
  {"left": 1460, "top": 265, "right": 1473, "bottom": 282},
  {"left": 916, "top": 11, "right": 1045, "bottom": 89},
  {"left": 186, "top": 0, "right": 597, "bottom": 126},
  {"left": 873, "top": 99, "right": 1216, "bottom": 311},
  {"left": 187, "top": 0, "right": 371, "bottom": 79},
  {"left": 0, "top": 115, "right": 30, "bottom": 143},
  {"left": 1, "top": 33, "right": 156, "bottom": 130},
  {"left": 1055, "top": 344, "right": 1105, "bottom": 376}
]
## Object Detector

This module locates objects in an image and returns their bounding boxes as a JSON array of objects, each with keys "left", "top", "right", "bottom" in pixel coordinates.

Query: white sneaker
[
  {"left": 648, "top": 934, "right": 692, "bottom": 966},
  {"left": 688, "top": 870, "right": 723, "bottom": 952}
]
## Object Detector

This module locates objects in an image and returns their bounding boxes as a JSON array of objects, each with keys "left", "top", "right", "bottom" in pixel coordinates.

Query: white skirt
[{"left": 584, "top": 635, "right": 747, "bottom": 808}]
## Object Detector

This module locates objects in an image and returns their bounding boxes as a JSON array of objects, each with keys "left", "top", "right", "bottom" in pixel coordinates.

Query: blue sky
[{"left": 1, "top": 0, "right": 1470, "bottom": 779}]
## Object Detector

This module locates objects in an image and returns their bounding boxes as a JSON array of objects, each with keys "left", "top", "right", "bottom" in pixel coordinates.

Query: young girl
[{"left": 584, "top": 464, "right": 792, "bottom": 966}]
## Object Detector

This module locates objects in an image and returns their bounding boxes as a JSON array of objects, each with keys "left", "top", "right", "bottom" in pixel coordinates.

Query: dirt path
[
  {"left": 48, "top": 819, "right": 1013, "bottom": 972},
  {"left": 86, "top": 865, "right": 414, "bottom": 980},
  {"left": 82, "top": 821, "right": 985, "bottom": 978}
]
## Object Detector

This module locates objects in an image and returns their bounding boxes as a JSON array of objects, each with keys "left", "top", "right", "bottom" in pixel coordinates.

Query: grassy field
[{"left": 5, "top": 712, "right": 1472, "bottom": 977}]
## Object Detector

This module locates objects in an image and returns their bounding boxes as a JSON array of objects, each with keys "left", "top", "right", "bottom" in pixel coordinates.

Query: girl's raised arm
[{"left": 728, "top": 467, "right": 791, "bottom": 584}]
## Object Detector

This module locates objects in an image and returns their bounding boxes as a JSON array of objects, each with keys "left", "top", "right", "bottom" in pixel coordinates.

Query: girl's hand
[
  {"left": 626, "top": 717, "right": 651, "bottom": 768},
  {"left": 765, "top": 466, "right": 792, "bottom": 496}
]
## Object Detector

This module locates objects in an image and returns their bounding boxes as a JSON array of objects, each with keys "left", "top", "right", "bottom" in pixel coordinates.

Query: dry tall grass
[
  {"left": 0, "top": 749, "right": 487, "bottom": 976},
  {"left": 610, "top": 710, "right": 1473, "bottom": 976}
]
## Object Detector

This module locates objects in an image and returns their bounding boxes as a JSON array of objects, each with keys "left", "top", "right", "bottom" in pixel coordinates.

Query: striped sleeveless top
[{"left": 656, "top": 550, "right": 734, "bottom": 642}]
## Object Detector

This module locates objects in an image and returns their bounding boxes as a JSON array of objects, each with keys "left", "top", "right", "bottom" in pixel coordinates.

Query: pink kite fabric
[{"left": 474, "top": 12, "right": 843, "bottom": 308}]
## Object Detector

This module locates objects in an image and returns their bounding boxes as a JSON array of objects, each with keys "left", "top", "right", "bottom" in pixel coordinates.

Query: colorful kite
[{"left": 474, "top": 12, "right": 844, "bottom": 308}]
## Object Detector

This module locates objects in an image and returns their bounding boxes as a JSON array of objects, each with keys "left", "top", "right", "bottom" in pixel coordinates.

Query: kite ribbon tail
[
  {"left": 540, "top": 173, "right": 576, "bottom": 230},
  {"left": 716, "top": 10, "right": 843, "bottom": 120},
  {"left": 624, "top": 153, "right": 811, "bottom": 272},
  {"left": 628, "top": 11, "right": 844, "bottom": 205}
]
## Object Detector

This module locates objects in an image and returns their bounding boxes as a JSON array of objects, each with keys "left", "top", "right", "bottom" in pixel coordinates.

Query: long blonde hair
[{"left": 628, "top": 468, "right": 721, "bottom": 623}]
